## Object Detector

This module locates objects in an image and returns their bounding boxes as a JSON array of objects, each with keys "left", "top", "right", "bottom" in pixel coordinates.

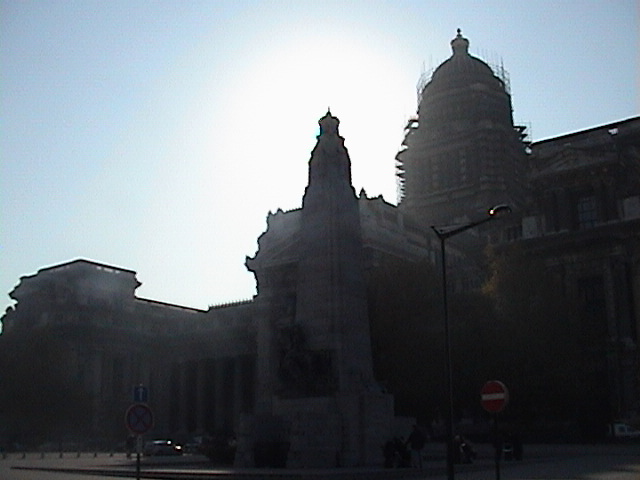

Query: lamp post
[{"left": 431, "top": 204, "right": 511, "bottom": 480}]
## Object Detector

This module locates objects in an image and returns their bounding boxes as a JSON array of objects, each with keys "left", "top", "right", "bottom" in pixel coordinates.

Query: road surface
[{"left": 0, "top": 444, "right": 638, "bottom": 479}]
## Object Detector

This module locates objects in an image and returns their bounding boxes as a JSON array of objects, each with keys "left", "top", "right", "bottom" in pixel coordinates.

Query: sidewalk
[
  {"left": 1, "top": 450, "right": 482, "bottom": 479},
  {"left": 2, "top": 443, "right": 639, "bottom": 479}
]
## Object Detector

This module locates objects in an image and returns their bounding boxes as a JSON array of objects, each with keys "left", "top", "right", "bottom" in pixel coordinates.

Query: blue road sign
[{"left": 133, "top": 385, "right": 148, "bottom": 403}]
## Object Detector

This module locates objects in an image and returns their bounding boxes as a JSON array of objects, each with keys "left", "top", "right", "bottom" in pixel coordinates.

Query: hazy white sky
[{"left": 1, "top": 0, "right": 638, "bottom": 312}]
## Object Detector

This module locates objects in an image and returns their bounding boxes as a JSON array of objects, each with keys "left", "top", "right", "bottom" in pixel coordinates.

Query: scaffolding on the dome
[
  {"left": 394, "top": 116, "right": 419, "bottom": 203},
  {"left": 416, "top": 59, "right": 511, "bottom": 105}
]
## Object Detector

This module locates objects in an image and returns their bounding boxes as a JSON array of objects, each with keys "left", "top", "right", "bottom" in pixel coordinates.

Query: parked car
[
  {"left": 608, "top": 423, "right": 640, "bottom": 439},
  {"left": 143, "top": 440, "right": 183, "bottom": 456}
]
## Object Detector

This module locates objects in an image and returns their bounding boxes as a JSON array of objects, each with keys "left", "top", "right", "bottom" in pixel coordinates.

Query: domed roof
[{"left": 426, "top": 29, "right": 501, "bottom": 91}]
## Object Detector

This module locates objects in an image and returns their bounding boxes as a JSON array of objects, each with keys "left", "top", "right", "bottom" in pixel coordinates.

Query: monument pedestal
[{"left": 235, "top": 391, "right": 394, "bottom": 468}]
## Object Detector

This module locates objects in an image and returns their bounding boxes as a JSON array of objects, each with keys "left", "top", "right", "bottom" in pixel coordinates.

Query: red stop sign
[{"left": 481, "top": 380, "right": 509, "bottom": 413}]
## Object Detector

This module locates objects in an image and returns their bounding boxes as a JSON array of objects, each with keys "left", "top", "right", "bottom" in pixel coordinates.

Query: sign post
[
  {"left": 125, "top": 402, "right": 153, "bottom": 480},
  {"left": 481, "top": 381, "right": 509, "bottom": 480}
]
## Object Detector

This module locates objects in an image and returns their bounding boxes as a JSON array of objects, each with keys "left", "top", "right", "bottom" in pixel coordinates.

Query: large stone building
[
  {"left": 2, "top": 258, "right": 255, "bottom": 442},
  {"left": 2, "top": 30, "right": 639, "bottom": 459},
  {"left": 396, "top": 30, "right": 639, "bottom": 428}
]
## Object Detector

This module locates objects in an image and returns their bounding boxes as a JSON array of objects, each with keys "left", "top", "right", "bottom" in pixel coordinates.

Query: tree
[
  {"left": 367, "top": 245, "right": 585, "bottom": 439},
  {"left": 367, "top": 255, "right": 494, "bottom": 425},
  {"left": 367, "top": 255, "right": 441, "bottom": 420},
  {"left": 482, "top": 245, "right": 582, "bottom": 433}
]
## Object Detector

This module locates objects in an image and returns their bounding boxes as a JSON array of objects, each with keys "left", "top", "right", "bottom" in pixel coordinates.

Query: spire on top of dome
[
  {"left": 450, "top": 28, "right": 469, "bottom": 55},
  {"left": 319, "top": 109, "right": 340, "bottom": 136}
]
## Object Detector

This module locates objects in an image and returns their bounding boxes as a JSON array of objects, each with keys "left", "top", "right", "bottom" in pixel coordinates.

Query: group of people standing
[
  {"left": 383, "top": 425, "right": 488, "bottom": 469},
  {"left": 383, "top": 425, "right": 427, "bottom": 469}
]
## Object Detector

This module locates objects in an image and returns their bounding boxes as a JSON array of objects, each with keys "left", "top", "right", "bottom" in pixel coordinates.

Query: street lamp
[{"left": 431, "top": 204, "right": 511, "bottom": 480}]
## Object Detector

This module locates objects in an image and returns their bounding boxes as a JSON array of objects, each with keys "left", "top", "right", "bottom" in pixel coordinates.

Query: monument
[{"left": 237, "top": 111, "right": 395, "bottom": 467}]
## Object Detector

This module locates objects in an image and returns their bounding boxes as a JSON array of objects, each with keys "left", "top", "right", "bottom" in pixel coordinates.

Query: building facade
[
  {"left": 395, "top": 30, "right": 639, "bottom": 429},
  {"left": 396, "top": 30, "right": 639, "bottom": 427},
  {"left": 2, "top": 259, "right": 256, "bottom": 442},
  {"left": 503, "top": 118, "right": 640, "bottom": 427}
]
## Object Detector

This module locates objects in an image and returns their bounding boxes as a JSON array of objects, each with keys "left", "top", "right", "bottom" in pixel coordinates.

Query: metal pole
[
  {"left": 136, "top": 435, "right": 141, "bottom": 480},
  {"left": 431, "top": 205, "right": 511, "bottom": 480},
  {"left": 440, "top": 236, "right": 455, "bottom": 480},
  {"left": 493, "top": 414, "right": 501, "bottom": 480}
]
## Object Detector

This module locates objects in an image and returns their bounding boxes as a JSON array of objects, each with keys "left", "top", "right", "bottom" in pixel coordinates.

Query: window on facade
[
  {"left": 430, "top": 160, "right": 440, "bottom": 189},
  {"left": 444, "top": 161, "right": 458, "bottom": 189},
  {"left": 76, "top": 359, "right": 86, "bottom": 385},
  {"left": 577, "top": 195, "right": 598, "bottom": 229},
  {"left": 504, "top": 224, "right": 522, "bottom": 241},
  {"left": 112, "top": 357, "right": 124, "bottom": 397},
  {"left": 578, "top": 276, "right": 607, "bottom": 346},
  {"left": 549, "top": 192, "right": 561, "bottom": 232},
  {"left": 459, "top": 151, "right": 468, "bottom": 183},
  {"left": 624, "top": 264, "right": 638, "bottom": 342}
]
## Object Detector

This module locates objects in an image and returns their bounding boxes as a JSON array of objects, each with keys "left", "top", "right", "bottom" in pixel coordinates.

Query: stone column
[
  {"left": 87, "top": 351, "right": 102, "bottom": 435},
  {"left": 196, "top": 360, "right": 206, "bottom": 433},
  {"left": 178, "top": 362, "right": 189, "bottom": 435},
  {"left": 214, "top": 359, "right": 225, "bottom": 433},
  {"left": 233, "top": 358, "right": 243, "bottom": 432}
]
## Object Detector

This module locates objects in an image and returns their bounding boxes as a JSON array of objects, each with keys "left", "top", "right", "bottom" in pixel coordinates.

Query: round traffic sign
[
  {"left": 125, "top": 403, "right": 154, "bottom": 435},
  {"left": 480, "top": 380, "right": 509, "bottom": 413}
]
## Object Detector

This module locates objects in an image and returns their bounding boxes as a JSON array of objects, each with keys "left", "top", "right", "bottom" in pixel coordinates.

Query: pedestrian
[
  {"left": 406, "top": 424, "right": 426, "bottom": 468},
  {"left": 512, "top": 433, "right": 523, "bottom": 460},
  {"left": 394, "top": 437, "right": 410, "bottom": 467},
  {"left": 459, "top": 435, "right": 475, "bottom": 463},
  {"left": 125, "top": 435, "right": 135, "bottom": 459},
  {"left": 383, "top": 439, "right": 396, "bottom": 468}
]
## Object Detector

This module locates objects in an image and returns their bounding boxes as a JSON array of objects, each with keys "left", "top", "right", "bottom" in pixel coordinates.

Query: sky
[{"left": 1, "top": 0, "right": 638, "bottom": 313}]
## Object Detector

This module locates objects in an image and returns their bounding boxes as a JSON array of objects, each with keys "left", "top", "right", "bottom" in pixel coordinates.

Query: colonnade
[{"left": 166, "top": 355, "right": 256, "bottom": 438}]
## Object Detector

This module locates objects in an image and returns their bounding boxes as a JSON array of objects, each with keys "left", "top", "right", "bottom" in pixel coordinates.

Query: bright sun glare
[
  {"left": 218, "top": 31, "right": 416, "bottom": 209},
  {"left": 119, "top": 27, "right": 418, "bottom": 307}
]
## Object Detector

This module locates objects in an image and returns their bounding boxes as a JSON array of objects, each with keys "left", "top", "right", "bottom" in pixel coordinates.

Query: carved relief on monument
[{"left": 276, "top": 324, "right": 336, "bottom": 397}]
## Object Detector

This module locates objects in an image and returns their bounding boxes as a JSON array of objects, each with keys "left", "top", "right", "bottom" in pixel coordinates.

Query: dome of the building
[
  {"left": 398, "top": 29, "right": 526, "bottom": 226},
  {"left": 426, "top": 29, "right": 502, "bottom": 93}
]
